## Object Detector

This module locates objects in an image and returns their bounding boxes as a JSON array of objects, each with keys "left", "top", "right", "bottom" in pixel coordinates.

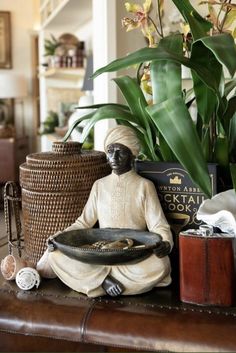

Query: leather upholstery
[
  {"left": 0, "top": 332, "right": 104, "bottom": 352},
  {"left": 0, "top": 271, "right": 236, "bottom": 352}
]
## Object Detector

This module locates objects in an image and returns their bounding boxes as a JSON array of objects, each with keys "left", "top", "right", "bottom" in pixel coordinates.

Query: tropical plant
[
  {"left": 44, "top": 34, "right": 61, "bottom": 57},
  {"left": 63, "top": 0, "right": 236, "bottom": 199}
]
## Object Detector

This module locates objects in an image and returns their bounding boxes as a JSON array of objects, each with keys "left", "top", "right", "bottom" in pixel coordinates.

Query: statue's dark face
[{"left": 106, "top": 143, "right": 134, "bottom": 175}]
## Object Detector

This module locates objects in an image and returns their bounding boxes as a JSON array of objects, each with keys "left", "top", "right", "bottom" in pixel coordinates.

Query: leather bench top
[{"left": 0, "top": 272, "right": 236, "bottom": 352}]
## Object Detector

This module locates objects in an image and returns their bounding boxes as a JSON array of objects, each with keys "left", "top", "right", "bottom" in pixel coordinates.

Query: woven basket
[{"left": 20, "top": 141, "right": 111, "bottom": 265}]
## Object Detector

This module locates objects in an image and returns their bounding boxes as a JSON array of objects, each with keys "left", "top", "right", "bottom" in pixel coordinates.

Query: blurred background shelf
[{"left": 39, "top": 67, "right": 85, "bottom": 81}]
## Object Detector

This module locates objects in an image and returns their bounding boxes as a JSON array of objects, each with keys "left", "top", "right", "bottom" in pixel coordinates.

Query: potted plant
[
  {"left": 44, "top": 34, "right": 61, "bottom": 57},
  {"left": 63, "top": 0, "right": 236, "bottom": 201}
]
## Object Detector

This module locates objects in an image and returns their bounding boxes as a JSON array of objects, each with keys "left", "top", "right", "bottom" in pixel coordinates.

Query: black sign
[{"left": 136, "top": 161, "right": 217, "bottom": 235}]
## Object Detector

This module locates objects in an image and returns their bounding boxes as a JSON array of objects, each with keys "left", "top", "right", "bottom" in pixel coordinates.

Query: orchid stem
[
  {"left": 136, "top": 62, "right": 143, "bottom": 85},
  {"left": 216, "top": 0, "right": 229, "bottom": 32},
  {"left": 219, "top": 2, "right": 231, "bottom": 33},
  {"left": 149, "top": 17, "right": 163, "bottom": 38},
  {"left": 156, "top": 0, "right": 164, "bottom": 38}
]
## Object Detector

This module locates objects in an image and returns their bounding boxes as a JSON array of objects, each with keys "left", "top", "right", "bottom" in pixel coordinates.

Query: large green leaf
[
  {"left": 113, "top": 76, "right": 159, "bottom": 159},
  {"left": 62, "top": 104, "right": 130, "bottom": 142},
  {"left": 195, "top": 34, "right": 236, "bottom": 78},
  {"left": 147, "top": 96, "right": 212, "bottom": 197},
  {"left": 222, "top": 96, "right": 236, "bottom": 135},
  {"left": 171, "top": 0, "right": 212, "bottom": 40},
  {"left": 92, "top": 36, "right": 220, "bottom": 94},
  {"left": 229, "top": 111, "right": 236, "bottom": 157},
  {"left": 116, "top": 119, "right": 158, "bottom": 160},
  {"left": 149, "top": 35, "right": 183, "bottom": 162},
  {"left": 189, "top": 33, "right": 236, "bottom": 102},
  {"left": 201, "top": 126, "right": 212, "bottom": 162},
  {"left": 62, "top": 111, "right": 95, "bottom": 142},
  {"left": 92, "top": 32, "right": 235, "bottom": 97},
  {"left": 158, "top": 132, "right": 177, "bottom": 161},
  {"left": 113, "top": 76, "right": 148, "bottom": 128},
  {"left": 80, "top": 105, "right": 138, "bottom": 142},
  {"left": 151, "top": 34, "right": 182, "bottom": 104},
  {"left": 74, "top": 103, "right": 130, "bottom": 110},
  {"left": 79, "top": 105, "right": 155, "bottom": 160},
  {"left": 91, "top": 36, "right": 186, "bottom": 78},
  {"left": 191, "top": 70, "right": 218, "bottom": 126},
  {"left": 225, "top": 79, "right": 236, "bottom": 97},
  {"left": 230, "top": 164, "right": 236, "bottom": 191},
  {"left": 214, "top": 136, "right": 229, "bottom": 168},
  {"left": 190, "top": 33, "right": 236, "bottom": 125},
  {"left": 138, "top": 97, "right": 159, "bottom": 161}
]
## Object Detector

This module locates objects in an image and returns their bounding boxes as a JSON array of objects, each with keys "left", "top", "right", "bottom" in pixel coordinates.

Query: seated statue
[{"left": 37, "top": 126, "right": 173, "bottom": 297}]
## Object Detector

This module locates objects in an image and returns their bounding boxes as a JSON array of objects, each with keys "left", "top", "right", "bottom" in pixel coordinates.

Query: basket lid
[
  {"left": 24, "top": 141, "right": 106, "bottom": 169},
  {"left": 52, "top": 141, "right": 82, "bottom": 155}
]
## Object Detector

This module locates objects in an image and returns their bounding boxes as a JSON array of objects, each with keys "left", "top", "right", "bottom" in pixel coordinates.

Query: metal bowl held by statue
[{"left": 50, "top": 228, "right": 162, "bottom": 265}]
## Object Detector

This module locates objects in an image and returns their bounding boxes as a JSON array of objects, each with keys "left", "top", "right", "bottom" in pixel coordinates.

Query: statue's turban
[{"left": 104, "top": 126, "right": 140, "bottom": 156}]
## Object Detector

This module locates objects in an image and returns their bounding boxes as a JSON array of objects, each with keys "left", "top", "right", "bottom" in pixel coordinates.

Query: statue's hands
[
  {"left": 153, "top": 241, "right": 171, "bottom": 258},
  {"left": 47, "top": 231, "right": 62, "bottom": 252},
  {"left": 106, "top": 283, "right": 123, "bottom": 297},
  {"left": 102, "top": 275, "right": 124, "bottom": 297}
]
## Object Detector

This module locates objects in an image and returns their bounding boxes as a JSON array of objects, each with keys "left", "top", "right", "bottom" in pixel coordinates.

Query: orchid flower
[
  {"left": 180, "top": 23, "right": 192, "bottom": 55},
  {"left": 141, "top": 67, "right": 152, "bottom": 97},
  {"left": 122, "top": 0, "right": 161, "bottom": 47},
  {"left": 199, "top": 0, "right": 236, "bottom": 37}
]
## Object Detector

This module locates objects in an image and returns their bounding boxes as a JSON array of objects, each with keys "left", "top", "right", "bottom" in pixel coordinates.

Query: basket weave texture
[{"left": 20, "top": 141, "right": 111, "bottom": 265}]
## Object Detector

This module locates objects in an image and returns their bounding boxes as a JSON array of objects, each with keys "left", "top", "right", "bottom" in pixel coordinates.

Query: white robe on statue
[{"left": 49, "top": 169, "right": 173, "bottom": 297}]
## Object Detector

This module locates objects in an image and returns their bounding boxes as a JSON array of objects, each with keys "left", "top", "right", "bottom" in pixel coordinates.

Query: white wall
[
  {"left": 92, "top": 0, "right": 117, "bottom": 150},
  {"left": 0, "top": 0, "right": 40, "bottom": 151}
]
